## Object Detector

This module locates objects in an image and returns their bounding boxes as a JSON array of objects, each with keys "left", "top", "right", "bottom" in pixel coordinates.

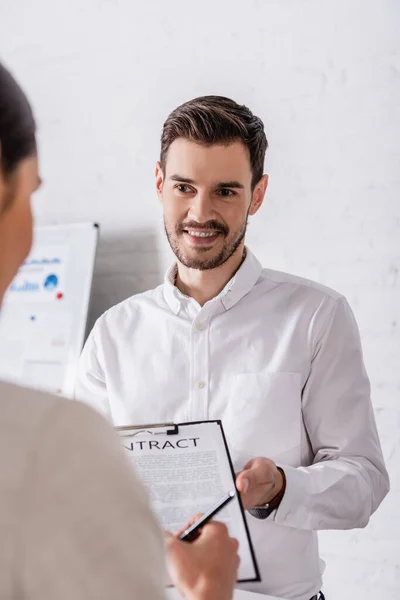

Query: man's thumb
[{"left": 237, "top": 475, "right": 250, "bottom": 494}]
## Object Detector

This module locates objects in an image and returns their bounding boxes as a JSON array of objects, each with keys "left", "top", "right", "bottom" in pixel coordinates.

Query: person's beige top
[{"left": 0, "top": 381, "right": 165, "bottom": 600}]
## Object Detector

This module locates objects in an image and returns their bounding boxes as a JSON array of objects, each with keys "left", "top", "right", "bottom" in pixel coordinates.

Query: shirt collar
[{"left": 163, "top": 248, "right": 263, "bottom": 315}]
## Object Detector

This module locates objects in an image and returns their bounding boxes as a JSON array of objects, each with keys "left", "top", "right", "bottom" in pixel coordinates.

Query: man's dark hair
[
  {"left": 0, "top": 62, "right": 36, "bottom": 177},
  {"left": 160, "top": 95, "right": 268, "bottom": 189}
]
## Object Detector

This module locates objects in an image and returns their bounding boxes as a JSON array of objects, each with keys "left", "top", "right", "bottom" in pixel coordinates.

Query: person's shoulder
[
  {"left": 0, "top": 381, "right": 110, "bottom": 440},
  {"left": 259, "top": 267, "right": 344, "bottom": 303},
  {"left": 1, "top": 384, "right": 165, "bottom": 598},
  {"left": 0, "top": 383, "right": 115, "bottom": 498},
  {"left": 0, "top": 381, "right": 64, "bottom": 433}
]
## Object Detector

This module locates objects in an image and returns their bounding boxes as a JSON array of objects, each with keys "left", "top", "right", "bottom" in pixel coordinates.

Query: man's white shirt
[{"left": 76, "top": 248, "right": 389, "bottom": 600}]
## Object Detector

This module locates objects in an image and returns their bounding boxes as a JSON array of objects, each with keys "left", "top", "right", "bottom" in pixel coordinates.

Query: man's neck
[{"left": 175, "top": 246, "right": 246, "bottom": 306}]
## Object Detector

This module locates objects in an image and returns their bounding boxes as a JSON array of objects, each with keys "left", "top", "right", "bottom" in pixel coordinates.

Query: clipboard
[
  {"left": 117, "top": 419, "right": 260, "bottom": 584},
  {"left": 117, "top": 422, "right": 179, "bottom": 436}
]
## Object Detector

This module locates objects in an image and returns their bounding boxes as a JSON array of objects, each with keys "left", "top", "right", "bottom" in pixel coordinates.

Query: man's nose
[{"left": 187, "top": 191, "right": 214, "bottom": 224}]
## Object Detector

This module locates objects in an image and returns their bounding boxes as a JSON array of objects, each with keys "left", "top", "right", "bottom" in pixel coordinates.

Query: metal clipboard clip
[{"left": 116, "top": 422, "right": 179, "bottom": 437}]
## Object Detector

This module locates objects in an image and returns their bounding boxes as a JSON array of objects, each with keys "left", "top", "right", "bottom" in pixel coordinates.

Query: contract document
[{"left": 117, "top": 420, "right": 260, "bottom": 583}]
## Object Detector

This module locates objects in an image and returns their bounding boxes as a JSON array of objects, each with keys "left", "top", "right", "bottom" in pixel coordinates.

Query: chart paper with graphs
[{"left": 0, "top": 223, "right": 98, "bottom": 397}]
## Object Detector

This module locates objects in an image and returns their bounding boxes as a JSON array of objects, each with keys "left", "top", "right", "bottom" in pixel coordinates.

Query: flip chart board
[{"left": 0, "top": 223, "right": 98, "bottom": 397}]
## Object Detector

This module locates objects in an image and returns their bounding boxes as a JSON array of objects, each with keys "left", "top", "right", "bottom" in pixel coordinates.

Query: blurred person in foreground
[{"left": 0, "top": 61, "right": 239, "bottom": 600}]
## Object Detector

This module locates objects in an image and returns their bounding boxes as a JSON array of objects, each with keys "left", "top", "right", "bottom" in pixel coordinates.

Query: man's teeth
[{"left": 187, "top": 231, "right": 218, "bottom": 238}]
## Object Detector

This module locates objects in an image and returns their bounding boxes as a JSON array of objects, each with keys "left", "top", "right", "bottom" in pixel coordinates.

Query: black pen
[{"left": 179, "top": 490, "right": 236, "bottom": 542}]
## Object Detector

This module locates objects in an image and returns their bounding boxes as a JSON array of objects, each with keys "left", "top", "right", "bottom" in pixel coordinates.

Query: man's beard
[{"left": 164, "top": 217, "right": 248, "bottom": 271}]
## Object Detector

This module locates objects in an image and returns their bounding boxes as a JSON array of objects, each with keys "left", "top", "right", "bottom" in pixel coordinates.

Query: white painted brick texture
[{"left": 1, "top": 1, "right": 399, "bottom": 598}]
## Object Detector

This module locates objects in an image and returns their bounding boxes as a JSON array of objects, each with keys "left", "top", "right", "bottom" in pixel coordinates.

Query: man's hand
[
  {"left": 165, "top": 522, "right": 240, "bottom": 600},
  {"left": 236, "top": 457, "right": 284, "bottom": 509}
]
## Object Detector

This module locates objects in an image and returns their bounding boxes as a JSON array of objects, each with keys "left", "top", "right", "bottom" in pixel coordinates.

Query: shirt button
[
  {"left": 196, "top": 322, "right": 205, "bottom": 331},
  {"left": 195, "top": 381, "right": 205, "bottom": 390}
]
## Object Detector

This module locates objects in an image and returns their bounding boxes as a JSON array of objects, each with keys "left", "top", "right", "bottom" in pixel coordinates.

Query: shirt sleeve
[
  {"left": 75, "top": 319, "right": 112, "bottom": 420},
  {"left": 19, "top": 401, "right": 166, "bottom": 600},
  {"left": 274, "top": 296, "right": 390, "bottom": 531}
]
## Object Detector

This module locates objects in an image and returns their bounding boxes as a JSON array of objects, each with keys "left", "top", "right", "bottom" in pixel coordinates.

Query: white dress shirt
[
  {"left": 76, "top": 248, "right": 389, "bottom": 600},
  {"left": 0, "top": 381, "right": 165, "bottom": 600}
]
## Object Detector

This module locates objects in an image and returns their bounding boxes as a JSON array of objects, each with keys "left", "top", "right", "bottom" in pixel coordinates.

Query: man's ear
[
  {"left": 249, "top": 174, "right": 269, "bottom": 216},
  {"left": 155, "top": 161, "right": 164, "bottom": 204}
]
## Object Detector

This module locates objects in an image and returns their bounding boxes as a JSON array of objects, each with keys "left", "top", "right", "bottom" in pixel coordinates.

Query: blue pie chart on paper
[{"left": 44, "top": 274, "right": 58, "bottom": 290}]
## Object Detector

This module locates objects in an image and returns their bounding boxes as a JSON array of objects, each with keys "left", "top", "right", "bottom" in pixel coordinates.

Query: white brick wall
[{"left": 1, "top": 1, "right": 399, "bottom": 597}]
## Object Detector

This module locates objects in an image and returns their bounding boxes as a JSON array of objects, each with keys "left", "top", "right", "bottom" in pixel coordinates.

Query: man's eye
[
  {"left": 217, "top": 189, "right": 235, "bottom": 197},
  {"left": 176, "top": 185, "right": 192, "bottom": 193}
]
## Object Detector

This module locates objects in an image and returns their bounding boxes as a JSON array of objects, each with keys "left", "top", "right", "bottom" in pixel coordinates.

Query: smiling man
[{"left": 76, "top": 96, "right": 389, "bottom": 600}]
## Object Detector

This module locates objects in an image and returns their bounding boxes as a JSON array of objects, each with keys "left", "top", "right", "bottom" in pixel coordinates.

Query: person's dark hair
[
  {"left": 0, "top": 62, "right": 36, "bottom": 177},
  {"left": 160, "top": 96, "right": 268, "bottom": 189}
]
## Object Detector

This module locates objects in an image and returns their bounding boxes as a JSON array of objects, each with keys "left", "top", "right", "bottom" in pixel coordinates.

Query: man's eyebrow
[
  {"left": 216, "top": 181, "right": 244, "bottom": 189},
  {"left": 35, "top": 176, "right": 43, "bottom": 191},
  {"left": 169, "top": 175, "right": 244, "bottom": 189},
  {"left": 169, "top": 174, "right": 197, "bottom": 184}
]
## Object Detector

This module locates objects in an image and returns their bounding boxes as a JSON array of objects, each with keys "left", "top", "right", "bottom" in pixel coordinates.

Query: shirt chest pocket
[{"left": 221, "top": 372, "right": 302, "bottom": 470}]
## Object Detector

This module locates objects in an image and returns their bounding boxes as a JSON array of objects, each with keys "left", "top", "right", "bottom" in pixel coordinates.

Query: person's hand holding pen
[
  {"left": 166, "top": 492, "right": 239, "bottom": 600},
  {"left": 174, "top": 512, "right": 204, "bottom": 541},
  {"left": 165, "top": 521, "right": 240, "bottom": 600}
]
